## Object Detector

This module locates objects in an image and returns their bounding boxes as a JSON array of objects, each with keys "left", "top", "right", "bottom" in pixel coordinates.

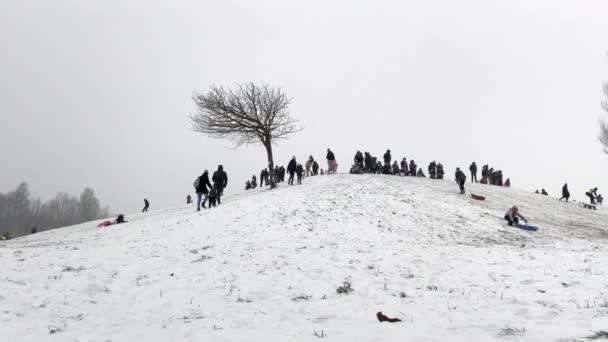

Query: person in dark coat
[
  {"left": 488, "top": 168, "right": 495, "bottom": 185},
  {"left": 312, "top": 161, "right": 319, "bottom": 175},
  {"left": 279, "top": 166, "right": 286, "bottom": 182},
  {"left": 428, "top": 161, "right": 437, "bottom": 179},
  {"left": 208, "top": 184, "right": 219, "bottom": 207},
  {"left": 212, "top": 165, "right": 228, "bottom": 197},
  {"left": 496, "top": 170, "right": 503, "bottom": 186},
  {"left": 354, "top": 151, "right": 364, "bottom": 168},
  {"left": 143, "top": 198, "right": 150, "bottom": 212},
  {"left": 585, "top": 187, "right": 598, "bottom": 204},
  {"left": 436, "top": 163, "right": 445, "bottom": 179},
  {"left": 541, "top": 189, "right": 548, "bottom": 196},
  {"left": 559, "top": 183, "right": 570, "bottom": 202},
  {"left": 364, "top": 152, "right": 372, "bottom": 172},
  {"left": 251, "top": 175, "right": 257, "bottom": 189},
  {"left": 296, "top": 163, "right": 304, "bottom": 185},
  {"left": 455, "top": 167, "right": 467, "bottom": 194},
  {"left": 469, "top": 162, "right": 478, "bottom": 183},
  {"left": 245, "top": 180, "right": 252, "bottom": 190},
  {"left": 194, "top": 170, "right": 212, "bottom": 211},
  {"left": 480, "top": 165, "right": 488, "bottom": 184},
  {"left": 187, "top": 194, "right": 192, "bottom": 204},
  {"left": 260, "top": 169, "right": 265, "bottom": 187},
  {"left": 598, "top": 194, "right": 604, "bottom": 205},
  {"left": 392, "top": 161, "right": 400, "bottom": 175},
  {"left": 287, "top": 157, "right": 297, "bottom": 185},
  {"left": 504, "top": 179, "right": 511, "bottom": 187},
  {"left": 417, "top": 169, "right": 426, "bottom": 177},
  {"left": 382, "top": 162, "right": 391, "bottom": 174},
  {"left": 383, "top": 149, "right": 391, "bottom": 165},
  {"left": 400, "top": 158, "right": 408, "bottom": 176},
  {"left": 409, "top": 160, "right": 417, "bottom": 176}
]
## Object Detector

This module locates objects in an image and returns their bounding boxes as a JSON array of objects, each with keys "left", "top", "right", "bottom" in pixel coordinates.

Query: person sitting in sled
[{"left": 504, "top": 206, "right": 527, "bottom": 227}]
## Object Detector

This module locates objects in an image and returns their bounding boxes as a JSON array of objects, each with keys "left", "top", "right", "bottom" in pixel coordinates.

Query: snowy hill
[{"left": 2, "top": 174, "right": 608, "bottom": 341}]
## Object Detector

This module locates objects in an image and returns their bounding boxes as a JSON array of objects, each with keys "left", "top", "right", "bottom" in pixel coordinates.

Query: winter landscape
[
  {"left": 2, "top": 1, "right": 608, "bottom": 341},
  {"left": 2, "top": 175, "right": 608, "bottom": 341}
]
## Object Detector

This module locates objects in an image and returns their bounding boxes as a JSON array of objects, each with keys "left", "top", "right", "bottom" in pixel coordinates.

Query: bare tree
[
  {"left": 190, "top": 82, "right": 300, "bottom": 188},
  {"left": 600, "top": 82, "right": 608, "bottom": 154}
]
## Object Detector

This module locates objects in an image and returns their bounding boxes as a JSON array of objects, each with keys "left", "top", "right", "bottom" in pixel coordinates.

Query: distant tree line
[{"left": 0, "top": 182, "right": 110, "bottom": 239}]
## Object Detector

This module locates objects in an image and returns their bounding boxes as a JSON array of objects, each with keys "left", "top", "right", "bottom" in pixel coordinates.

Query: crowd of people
[{"left": 101, "top": 148, "right": 602, "bottom": 230}]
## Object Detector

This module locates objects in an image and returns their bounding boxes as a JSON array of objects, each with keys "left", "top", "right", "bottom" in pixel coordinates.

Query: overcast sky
[{"left": 1, "top": 0, "right": 607, "bottom": 214}]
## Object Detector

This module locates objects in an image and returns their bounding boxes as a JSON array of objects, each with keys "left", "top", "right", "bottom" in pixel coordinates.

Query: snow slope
[{"left": 2, "top": 174, "right": 608, "bottom": 342}]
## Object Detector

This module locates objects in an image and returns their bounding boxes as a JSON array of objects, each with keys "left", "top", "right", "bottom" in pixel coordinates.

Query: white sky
[{"left": 1, "top": 0, "right": 607, "bottom": 213}]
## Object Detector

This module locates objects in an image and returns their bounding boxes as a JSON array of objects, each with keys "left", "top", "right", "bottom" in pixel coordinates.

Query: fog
[{"left": 1, "top": 0, "right": 607, "bottom": 215}]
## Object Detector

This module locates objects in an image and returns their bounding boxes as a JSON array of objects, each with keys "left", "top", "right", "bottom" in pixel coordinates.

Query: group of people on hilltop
[
  {"left": 244, "top": 148, "right": 339, "bottom": 190},
  {"left": 350, "top": 149, "right": 445, "bottom": 179},
  {"left": 469, "top": 162, "right": 510, "bottom": 187},
  {"left": 192, "top": 165, "right": 228, "bottom": 211}
]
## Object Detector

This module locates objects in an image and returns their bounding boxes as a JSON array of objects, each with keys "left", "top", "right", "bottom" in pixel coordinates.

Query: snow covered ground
[{"left": 2, "top": 174, "right": 608, "bottom": 341}]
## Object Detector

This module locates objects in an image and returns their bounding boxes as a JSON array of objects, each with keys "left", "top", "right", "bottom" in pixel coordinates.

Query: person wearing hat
[{"left": 504, "top": 206, "right": 527, "bottom": 226}]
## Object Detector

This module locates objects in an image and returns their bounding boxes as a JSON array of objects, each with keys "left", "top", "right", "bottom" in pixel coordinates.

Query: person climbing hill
[
  {"left": 212, "top": 165, "right": 228, "bottom": 197},
  {"left": 194, "top": 170, "right": 212, "bottom": 211},
  {"left": 142, "top": 198, "right": 150, "bottom": 213},
  {"left": 455, "top": 167, "right": 467, "bottom": 194}
]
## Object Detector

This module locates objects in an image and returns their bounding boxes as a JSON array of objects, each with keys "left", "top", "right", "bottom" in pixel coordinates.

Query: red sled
[
  {"left": 471, "top": 194, "right": 486, "bottom": 201},
  {"left": 97, "top": 220, "right": 112, "bottom": 228}
]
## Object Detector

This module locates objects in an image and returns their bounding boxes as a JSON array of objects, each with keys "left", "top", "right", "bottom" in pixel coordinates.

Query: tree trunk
[{"left": 264, "top": 141, "right": 276, "bottom": 189}]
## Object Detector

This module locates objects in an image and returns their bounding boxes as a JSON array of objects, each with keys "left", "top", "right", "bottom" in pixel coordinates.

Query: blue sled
[{"left": 515, "top": 224, "right": 538, "bottom": 231}]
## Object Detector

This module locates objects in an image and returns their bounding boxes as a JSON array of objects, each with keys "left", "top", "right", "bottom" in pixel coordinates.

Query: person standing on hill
[
  {"left": 287, "top": 157, "right": 297, "bottom": 185},
  {"left": 296, "top": 163, "right": 304, "bottom": 185},
  {"left": 428, "top": 161, "right": 437, "bottom": 179},
  {"left": 312, "top": 160, "right": 319, "bottom": 175},
  {"left": 260, "top": 169, "right": 266, "bottom": 187},
  {"left": 559, "top": 183, "right": 570, "bottom": 202},
  {"left": 354, "top": 151, "right": 364, "bottom": 169},
  {"left": 436, "top": 163, "right": 445, "bottom": 179},
  {"left": 251, "top": 175, "right": 257, "bottom": 188},
  {"left": 480, "top": 165, "right": 488, "bottom": 184},
  {"left": 143, "top": 198, "right": 150, "bottom": 212},
  {"left": 187, "top": 194, "right": 192, "bottom": 204},
  {"left": 541, "top": 189, "right": 548, "bottom": 196},
  {"left": 504, "top": 179, "right": 511, "bottom": 187},
  {"left": 585, "top": 187, "right": 598, "bottom": 204},
  {"left": 400, "top": 158, "right": 408, "bottom": 175},
  {"left": 409, "top": 160, "right": 417, "bottom": 176},
  {"left": 383, "top": 149, "right": 392, "bottom": 165},
  {"left": 306, "top": 156, "right": 314, "bottom": 177},
  {"left": 194, "top": 170, "right": 212, "bottom": 211},
  {"left": 455, "top": 167, "right": 467, "bottom": 194},
  {"left": 469, "top": 162, "right": 478, "bottom": 183},
  {"left": 212, "top": 165, "right": 228, "bottom": 197},
  {"left": 326, "top": 148, "right": 336, "bottom": 174}
]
